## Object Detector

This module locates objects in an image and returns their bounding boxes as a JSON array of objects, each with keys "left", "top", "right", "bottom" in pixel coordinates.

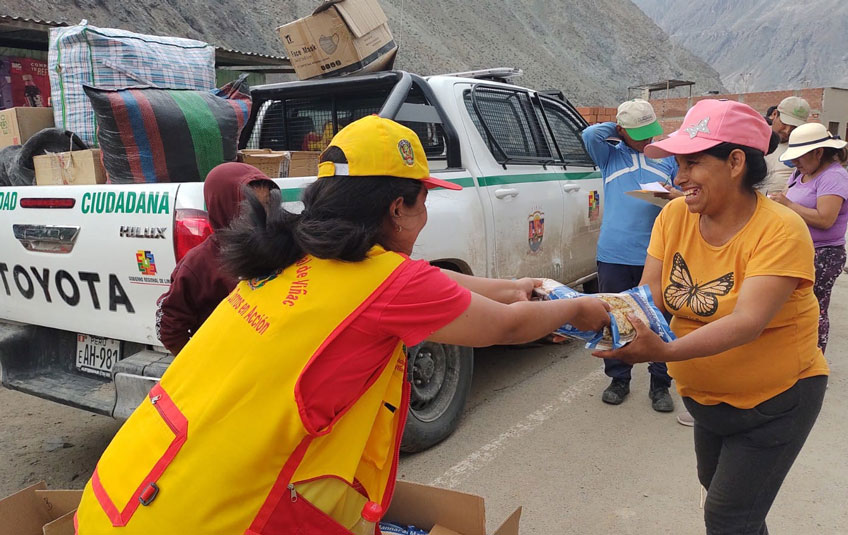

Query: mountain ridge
[{"left": 3, "top": 0, "right": 725, "bottom": 105}]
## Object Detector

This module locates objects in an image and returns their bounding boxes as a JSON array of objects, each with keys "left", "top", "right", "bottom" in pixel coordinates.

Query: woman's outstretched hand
[{"left": 591, "top": 313, "right": 670, "bottom": 363}]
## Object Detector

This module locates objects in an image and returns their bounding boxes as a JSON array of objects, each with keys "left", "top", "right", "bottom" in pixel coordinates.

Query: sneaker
[
  {"left": 602, "top": 378, "right": 630, "bottom": 405},
  {"left": 649, "top": 385, "right": 674, "bottom": 412},
  {"left": 677, "top": 410, "right": 695, "bottom": 427}
]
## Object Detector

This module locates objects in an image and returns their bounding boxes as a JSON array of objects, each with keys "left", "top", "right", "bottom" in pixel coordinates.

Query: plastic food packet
[
  {"left": 379, "top": 522, "right": 429, "bottom": 535},
  {"left": 534, "top": 279, "right": 676, "bottom": 350}
]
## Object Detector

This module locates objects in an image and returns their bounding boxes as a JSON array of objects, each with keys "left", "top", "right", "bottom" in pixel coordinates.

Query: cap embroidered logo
[
  {"left": 685, "top": 117, "right": 710, "bottom": 139},
  {"left": 398, "top": 139, "right": 415, "bottom": 166}
]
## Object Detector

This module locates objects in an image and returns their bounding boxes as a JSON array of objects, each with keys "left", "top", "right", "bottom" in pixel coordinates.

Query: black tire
[{"left": 401, "top": 342, "right": 473, "bottom": 453}]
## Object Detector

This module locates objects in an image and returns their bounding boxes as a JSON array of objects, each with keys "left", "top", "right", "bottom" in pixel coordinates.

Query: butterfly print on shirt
[{"left": 664, "top": 252, "right": 734, "bottom": 317}]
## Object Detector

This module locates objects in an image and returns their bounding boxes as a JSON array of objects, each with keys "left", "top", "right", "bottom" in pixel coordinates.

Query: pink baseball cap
[{"left": 644, "top": 99, "right": 772, "bottom": 159}]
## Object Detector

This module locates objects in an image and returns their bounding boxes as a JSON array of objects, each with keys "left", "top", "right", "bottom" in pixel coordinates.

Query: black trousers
[
  {"left": 683, "top": 375, "right": 827, "bottom": 535},
  {"left": 596, "top": 261, "right": 671, "bottom": 387}
]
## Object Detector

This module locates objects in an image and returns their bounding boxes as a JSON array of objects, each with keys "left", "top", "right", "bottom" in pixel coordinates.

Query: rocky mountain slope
[
  {"left": 634, "top": 0, "right": 848, "bottom": 92},
  {"left": 5, "top": 0, "right": 725, "bottom": 104}
]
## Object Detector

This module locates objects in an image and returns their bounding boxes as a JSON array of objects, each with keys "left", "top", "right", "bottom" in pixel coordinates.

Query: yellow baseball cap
[{"left": 317, "top": 115, "right": 462, "bottom": 190}]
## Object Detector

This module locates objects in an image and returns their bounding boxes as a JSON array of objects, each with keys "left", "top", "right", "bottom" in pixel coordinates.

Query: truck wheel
[{"left": 401, "top": 342, "right": 473, "bottom": 453}]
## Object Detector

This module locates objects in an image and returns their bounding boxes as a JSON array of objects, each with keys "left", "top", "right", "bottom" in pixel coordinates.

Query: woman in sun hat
[
  {"left": 769, "top": 122, "right": 848, "bottom": 353},
  {"left": 74, "top": 115, "right": 610, "bottom": 534},
  {"left": 592, "top": 99, "right": 828, "bottom": 534}
]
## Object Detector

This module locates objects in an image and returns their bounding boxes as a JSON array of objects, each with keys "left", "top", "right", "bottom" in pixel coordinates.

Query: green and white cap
[{"left": 617, "top": 98, "right": 663, "bottom": 141}]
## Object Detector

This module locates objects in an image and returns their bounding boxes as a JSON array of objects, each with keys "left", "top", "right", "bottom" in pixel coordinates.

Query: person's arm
[
  {"left": 156, "top": 266, "right": 201, "bottom": 355},
  {"left": 581, "top": 122, "right": 618, "bottom": 169},
  {"left": 638, "top": 255, "right": 667, "bottom": 316},
  {"left": 771, "top": 192, "right": 845, "bottom": 230},
  {"left": 440, "top": 270, "right": 540, "bottom": 304},
  {"left": 591, "top": 275, "right": 798, "bottom": 363},
  {"left": 428, "top": 293, "right": 610, "bottom": 347}
]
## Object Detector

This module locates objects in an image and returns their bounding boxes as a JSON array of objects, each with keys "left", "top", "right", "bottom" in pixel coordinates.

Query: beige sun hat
[{"left": 779, "top": 122, "right": 848, "bottom": 161}]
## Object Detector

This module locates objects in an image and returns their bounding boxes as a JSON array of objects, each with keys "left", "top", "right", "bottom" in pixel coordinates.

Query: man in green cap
[{"left": 581, "top": 98, "right": 678, "bottom": 413}]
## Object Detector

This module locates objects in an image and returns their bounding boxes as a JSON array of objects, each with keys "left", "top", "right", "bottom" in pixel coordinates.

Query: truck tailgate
[{"left": 0, "top": 183, "right": 184, "bottom": 345}]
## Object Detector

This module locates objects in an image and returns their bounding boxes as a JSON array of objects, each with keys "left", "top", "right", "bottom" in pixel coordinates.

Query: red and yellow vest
[{"left": 76, "top": 247, "right": 410, "bottom": 534}]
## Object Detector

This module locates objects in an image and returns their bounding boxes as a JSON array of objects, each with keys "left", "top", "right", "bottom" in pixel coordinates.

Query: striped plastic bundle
[
  {"left": 83, "top": 85, "right": 250, "bottom": 184},
  {"left": 48, "top": 22, "right": 216, "bottom": 147}
]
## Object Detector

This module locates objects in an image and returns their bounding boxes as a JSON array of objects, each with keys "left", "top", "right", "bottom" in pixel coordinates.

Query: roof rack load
[{"left": 440, "top": 67, "right": 523, "bottom": 83}]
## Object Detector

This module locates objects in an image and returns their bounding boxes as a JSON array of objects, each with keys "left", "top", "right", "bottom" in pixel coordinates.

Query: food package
[
  {"left": 379, "top": 522, "right": 429, "bottom": 535},
  {"left": 535, "top": 279, "right": 675, "bottom": 350}
]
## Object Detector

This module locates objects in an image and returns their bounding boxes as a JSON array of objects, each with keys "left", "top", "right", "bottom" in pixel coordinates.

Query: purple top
[{"left": 785, "top": 162, "right": 848, "bottom": 247}]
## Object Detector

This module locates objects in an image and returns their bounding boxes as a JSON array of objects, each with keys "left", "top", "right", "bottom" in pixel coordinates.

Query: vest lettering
[
  {"left": 114, "top": 192, "right": 125, "bottom": 213},
  {"left": 126, "top": 192, "right": 137, "bottom": 212}
]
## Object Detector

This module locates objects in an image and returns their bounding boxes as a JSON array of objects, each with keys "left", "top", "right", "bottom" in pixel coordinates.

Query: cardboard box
[
  {"left": 0, "top": 480, "right": 517, "bottom": 535},
  {"left": 285, "top": 150, "right": 321, "bottom": 177},
  {"left": 0, "top": 106, "right": 55, "bottom": 147},
  {"left": 240, "top": 148, "right": 287, "bottom": 177},
  {"left": 0, "top": 482, "right": 82, "bottom": 535},
  {"left": 278, "top": 0, "right": 398, "bottom": 80},
  {"left": 386, "top": 481, "right": 521, "bottom": 535},
  {"left": 33, "top": 149, "right": 107, "bottom": 186}
]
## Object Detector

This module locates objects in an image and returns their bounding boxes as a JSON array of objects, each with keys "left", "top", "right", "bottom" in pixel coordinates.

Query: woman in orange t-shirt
[{"left": 594, "top": 100, "right": 828, "bottom": 535}]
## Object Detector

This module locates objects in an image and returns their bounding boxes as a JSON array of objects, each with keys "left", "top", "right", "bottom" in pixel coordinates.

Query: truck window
[
  {"left": 463, "top": 87, "right": 553, "bottom": 163},
  {"left": 247, "top": 88, "right": 448, "bottom": 165},
  {"left": 538, "top": 97, "right": 595, "bottom": 167}
]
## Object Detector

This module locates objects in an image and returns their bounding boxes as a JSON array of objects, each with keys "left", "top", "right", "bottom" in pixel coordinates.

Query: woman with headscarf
[{"left": 156, "top": 162, "right": 278, "bottom": 355}]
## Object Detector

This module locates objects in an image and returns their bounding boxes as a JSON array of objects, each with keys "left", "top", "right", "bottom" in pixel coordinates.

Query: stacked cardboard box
[
  {"left": 0, "top": 107, "right": 55, "bottom": 147},
  {"left": 33, "top": 149, "right": 107, "bottom": 186},
  {"left": 278, "top": 0, "right": 397, "bottom": 80}
]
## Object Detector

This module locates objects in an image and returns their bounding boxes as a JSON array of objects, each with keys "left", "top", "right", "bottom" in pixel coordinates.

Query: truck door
[
  {"left": 538, "top": 96, "right": 604, "bottom": 283},
  {"left": 460, "top": 84, "right": 566, "bottom": 280}
]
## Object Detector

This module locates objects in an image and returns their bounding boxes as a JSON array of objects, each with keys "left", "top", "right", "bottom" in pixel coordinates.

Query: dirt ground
[{"left": 2, "top": 280, "right": 847, "bottom": 533}]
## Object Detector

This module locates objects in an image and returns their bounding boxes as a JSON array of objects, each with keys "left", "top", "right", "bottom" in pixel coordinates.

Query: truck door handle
[
  {"left": 562, "top": 183, "right": 581, "bottom": 193},
  {"left": 494, "top": 188, "right": 519, "bottom": 199}
]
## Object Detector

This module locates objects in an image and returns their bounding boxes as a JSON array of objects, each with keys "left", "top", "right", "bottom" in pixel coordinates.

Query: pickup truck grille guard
[{"left": 240, "top": 71, "right": 463, "bottom": 169}]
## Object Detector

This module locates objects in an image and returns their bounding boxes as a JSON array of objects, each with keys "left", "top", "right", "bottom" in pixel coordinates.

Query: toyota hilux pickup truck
[{"left": 0, "top": 69, "right": 602, "bottom": 451}]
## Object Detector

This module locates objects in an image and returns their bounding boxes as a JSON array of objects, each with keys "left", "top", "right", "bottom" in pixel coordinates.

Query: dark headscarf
[{"left": 204, "top": 162, "right": 277, "bottom": 231}]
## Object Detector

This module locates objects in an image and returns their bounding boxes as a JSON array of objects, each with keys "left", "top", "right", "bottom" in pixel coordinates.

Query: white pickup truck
[{"left": 0, "top": 69, "right": 602, "bottom": 451}]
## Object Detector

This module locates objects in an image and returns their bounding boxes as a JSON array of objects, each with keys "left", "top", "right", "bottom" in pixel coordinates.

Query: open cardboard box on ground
[
  {"left": 0, "top": 480, "right": 520, "bottom": 534},
  {"left": 387, "top": 480, "right": 521, "bottom": 535},
  {"left": 278, "top": 0, "right": 397, "bottom": 80},
  {"left": 0, "top": 482, "right": 82, "bottom": 535}
]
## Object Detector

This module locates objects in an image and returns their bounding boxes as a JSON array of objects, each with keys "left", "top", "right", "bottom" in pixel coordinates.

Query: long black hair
[
  {"left": 219, "top": 147, "right": 423, "bottom": 280},
  {"left": 701, "top": 131, "right": 781, "bottom": 191}
]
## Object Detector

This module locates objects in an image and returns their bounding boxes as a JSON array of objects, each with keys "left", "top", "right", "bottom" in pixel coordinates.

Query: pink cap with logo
[{"left": 644, "top": 99, "right": 772, "bottom": 159}]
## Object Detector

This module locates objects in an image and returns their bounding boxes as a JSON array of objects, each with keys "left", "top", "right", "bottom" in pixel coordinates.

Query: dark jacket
[{"left": 156, "top": 163, "right": 276, "bottom": 354}]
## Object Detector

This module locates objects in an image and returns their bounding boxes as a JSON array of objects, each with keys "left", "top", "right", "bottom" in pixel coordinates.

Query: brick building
[{"left": 578, "top": 87, "right": 848, "bottom": 141}]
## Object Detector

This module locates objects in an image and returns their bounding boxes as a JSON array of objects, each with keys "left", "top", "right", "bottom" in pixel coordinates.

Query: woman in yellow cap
[{"left": 74, "top": 116, "right": 610, "bottom": 534}]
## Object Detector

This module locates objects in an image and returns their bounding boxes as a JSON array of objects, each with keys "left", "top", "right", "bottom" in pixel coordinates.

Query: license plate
[{"left": 76, "top": 334, "right": 121, "bottom": 377}]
